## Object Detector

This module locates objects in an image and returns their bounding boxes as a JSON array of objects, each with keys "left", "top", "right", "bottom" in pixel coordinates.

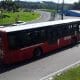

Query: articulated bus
[{"left": 0, "top": 19, "right": 80, "bottom": 64}]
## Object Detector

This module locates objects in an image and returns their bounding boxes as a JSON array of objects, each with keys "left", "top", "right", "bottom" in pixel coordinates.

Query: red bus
[{"left": 0, "top": 19, "right": 80, "bottom": 64}]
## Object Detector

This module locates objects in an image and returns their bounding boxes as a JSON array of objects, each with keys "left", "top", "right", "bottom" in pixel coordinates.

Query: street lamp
[{"left": 61, "top": 0, "right": 64, "bottom": 20}]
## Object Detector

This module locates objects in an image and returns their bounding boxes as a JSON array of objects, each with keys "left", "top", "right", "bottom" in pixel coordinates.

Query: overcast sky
[
  {"left": 0, "top": 0, "right": 79, "bottom": 4},
  {"left": 20, "top": 0, "right": 79, "bottom": 4}
]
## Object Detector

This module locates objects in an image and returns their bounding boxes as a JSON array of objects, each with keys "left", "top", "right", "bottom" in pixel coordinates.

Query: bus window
[
  {"left": 32, "top": 31, "right": 40, "bottom": 43},
  {"left": 0, "top": 36, "right": 2, "bottom": 48},
  {"left": 47, "top": 28, "right": 58, "bottom": 44},
  {"left": 62, "top": 24, "right": 70, "bottom": 36},
  {"left": 8, "top": 35, "right": 16, "bottom": 49},
  {"left": 26, "top": 32, "right": 32, "bottom": 45},
  {"left": 52, "top": 30, "right": 58, "bottom": 42},
  {"left": 57, "top": 27, "right": 62, "bottom": 38},
  {"left": 72, "top": 24, "right": 78, "bottom": 30},
  {"left": 61, "top": 26, "right": 66, "bottom": 37},
  {"left": 67, "top": 24, "right": 71, "bottom": 35},
  {"left": 71, "top": 24, "right": 79, "bottom": 35},
  {"left": 16, "top": 31, "right": 33, "bottom": 48},
  {"left": 8, "top": 31, "right": 33, "bottom": 49},
  {"left": 79, "top": 25, "right": 80, "bottom": 32},
  {"left": 40, "top": 29, "right": 46, "bottom": 41},
  {"left": 69, "top": 25, "right": 72, "bottom": 35}
]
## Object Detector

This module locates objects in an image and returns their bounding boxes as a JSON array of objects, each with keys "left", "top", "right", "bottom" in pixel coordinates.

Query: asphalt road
[
  {"left": 55, "top": 13, "right": 80, "bottom": 20},
  {"left": 27, "top": 10, "right": 51, "bottom": 24},
  {"left": 0, "top": 43, "right": 80, "bottom": 80},
  {"left": 27, "top": 11, "right": 80, "bottom": 24}
]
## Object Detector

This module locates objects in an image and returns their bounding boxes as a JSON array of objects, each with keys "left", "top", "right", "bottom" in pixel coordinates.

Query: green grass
[
  {"left": 53, "top": 66, "right": 80, "bottom": 80},
  {"left": 0, "top": 11, "right": 40, "bottom": 26}
]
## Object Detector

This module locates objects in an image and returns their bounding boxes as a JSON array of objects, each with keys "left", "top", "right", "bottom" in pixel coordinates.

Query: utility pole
[{"left": 61, "top": 0, "right": 64, "bottom": 20}]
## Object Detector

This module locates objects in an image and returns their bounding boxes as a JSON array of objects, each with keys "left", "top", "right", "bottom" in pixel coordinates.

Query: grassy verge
[
  {"left": 53, "top": 65, "right": 80, "bottom": 80},
  {"left": 0, "top": 11, "right": 40, "bottom": 26}
]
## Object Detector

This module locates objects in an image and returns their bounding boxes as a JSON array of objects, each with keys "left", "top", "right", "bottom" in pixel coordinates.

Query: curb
[{"left": 40, "top": 60, "right": 80, "bottom": 80}]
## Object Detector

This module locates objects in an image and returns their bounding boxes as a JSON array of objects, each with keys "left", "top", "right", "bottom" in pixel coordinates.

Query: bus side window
[
  {"left": 68, "top": 25, "right": 72, "bottom": 35},
  {"left": 40, "top": 29, "right": 46, "bottom": 41},
  {"left": 52, "top": 30, "right": 58, "bottom": 42},
  {"left": 8, "top": 35, "right": 16, "bottom": 49},
  {"left": 0, "top": 35, "right": 2, "bottom": 48},
  {"left": 79, "top": 25, "right": 80, "bottom": 32},
  {"left": 57, "top": 27, "right": 62, "bottom": 38},
  {"left": 65, "top": 25, "right": 69, "bottom": 36},
  {"left": 8, "top": 31, "right": 33, "bottom": 49},
  {"left": 62, "top": 26, "right": 66, "bottom": 37},
  {"left": 70, "top": 25, "right": 74, "bottom": 35},
  {"left": 67, "top": 24, "right": 71, "bottom": 35},
  {"left": 47, "top": 27, "right": 58, "bottom": 44},
  {"left": 75, "top": 24, "right": 79, "bottom": 31},
  {"left": 26, "top": 32, "right": 33, "bottom": 46},
  {"left": 72, "top": 24, "right": 77, "bottom": 30},
  {"left": 73, "top": 24, "right": 79, "bottom": 34},
  {"left": 77, "top": 24, "right": 79, "bottom": 32},
  {"left": 17, "top": 31, "right": 33, "bottom": 47},
  {"left": 62, "top": 24, "right": 70, "bottom": 36},
  {"left": 32, "top": 30, "right": 41, "bottom": 44}
]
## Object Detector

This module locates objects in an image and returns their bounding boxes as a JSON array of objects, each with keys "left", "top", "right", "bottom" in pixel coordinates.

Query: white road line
[{"left": 40, "top": 60, "right": 80, "bottom": 80}]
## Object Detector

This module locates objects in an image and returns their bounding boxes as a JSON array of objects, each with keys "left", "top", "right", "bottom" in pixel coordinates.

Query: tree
[
  {"left": 72, "top": 2, "right": 80, "bottom": 10},
  {"left": 0, "top": 0, "right": 20, "bottom": 12}
]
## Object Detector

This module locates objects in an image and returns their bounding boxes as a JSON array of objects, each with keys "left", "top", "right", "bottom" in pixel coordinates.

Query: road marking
[{"left": 40, "top": 60, "right": 80, "bottom": 80}]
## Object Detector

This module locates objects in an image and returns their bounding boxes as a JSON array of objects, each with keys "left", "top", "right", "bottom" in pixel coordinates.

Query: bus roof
[{"left": 0, "top": 19, "right": 80, "bottom": 32}]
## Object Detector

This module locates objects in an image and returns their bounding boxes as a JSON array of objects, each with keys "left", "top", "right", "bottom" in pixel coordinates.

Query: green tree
[
  {"left": 73, "top": 2, "right": 80, "bottom": 10},
  {"left": 0, "top": 0, "right": 20, "bottom": 12}
]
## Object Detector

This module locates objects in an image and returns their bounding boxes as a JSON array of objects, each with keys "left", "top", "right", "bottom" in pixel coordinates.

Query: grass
[
  {"left": 53, "top": 65, "right": 80, "bottom": 80},
  {"left": 0, "top": 11, "right": 40, "bottom": 26}
]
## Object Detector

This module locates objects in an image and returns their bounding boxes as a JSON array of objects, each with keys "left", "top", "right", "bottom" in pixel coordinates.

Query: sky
[
  {"left": 20, "top": 0, "right": 79, "bottom": 4},
  {"left": 0, "top": 0, "right": 79, "bottom": 4}
]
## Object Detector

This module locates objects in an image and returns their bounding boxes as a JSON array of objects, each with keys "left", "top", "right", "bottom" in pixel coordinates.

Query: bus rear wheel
[{"left": 33, "top": 48, "right": 43, "bottom": 59}]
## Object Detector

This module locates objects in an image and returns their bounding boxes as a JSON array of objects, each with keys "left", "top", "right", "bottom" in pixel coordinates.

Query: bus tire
[{"left": 33, "top": 48, "right": 43, "bottom": 59}]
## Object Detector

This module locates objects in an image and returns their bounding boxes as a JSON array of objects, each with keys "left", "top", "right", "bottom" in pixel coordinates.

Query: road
[
  {"left": 0, "top": 44, "right": 80, "bottom": 80},
  {"left": 54, "top": 13, "right": 80, "bottom": 20},
  {"left": 27, "top": 11, "right": 80, "bottom": 24},
  {"left": 25, "top": 11, "right": 80, "bottom": 24},
  {"left": 26, "top": 10, "right": 51, "bottom": 24}
]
